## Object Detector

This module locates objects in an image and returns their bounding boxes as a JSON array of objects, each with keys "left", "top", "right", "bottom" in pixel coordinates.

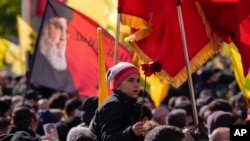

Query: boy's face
[{"left": 117, "top": 74, "right": 140, "bottom": 99}]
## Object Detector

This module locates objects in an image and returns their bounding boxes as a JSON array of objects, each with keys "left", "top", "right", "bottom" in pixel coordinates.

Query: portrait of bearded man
[{"left": 31, "top": 1, "right": 76, "bottom": 94}]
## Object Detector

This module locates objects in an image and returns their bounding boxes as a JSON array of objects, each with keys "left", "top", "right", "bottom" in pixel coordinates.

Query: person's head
[
  {"left": 11, "top": 106, "right": 38, "bottom": 132},
  {"left": 0, "top": 99, "right": 11, "bottom": 117},
  {"left": 206, "top": 111, "right": 232, "bottom": 135},
  {"left": 64, "top": 98, "right": 82, "bottom": 117},
  {"left": 152, "top": 105, "right": 169, "bottom": 125},
  {"left": 174, "top": 96, "right": 191, "bottom": 107},
  {"left": 106, "top": 62, "right": 140, "bottom": 99},
  {"left": 39, "top": 0, "right": 73, "bottom": 71},
  {"left": 0, "top": 117, "right": 10, "bottom": 135},
  {"left": 209, "top": 127, "right": 229, "bottom": 141},
  {"left": 67, "top": 126, "right": 95, "bottom": 141},
  {"left": 207, "top": 99, "right": 232, "bottom": 113},
  {"left": 144, "top": 125, "right": 185, "bottom": 141},
  {"left": 78, "top": 96, "right": 98, "bottom": 126},
  {"left": 49, "top": 92, "right": 69, "bottom": 109},
  {"left": 38, "top": 98, "right": 50, "bottom": 110},
  {"left": 166, "top": 109, "right": 188, "bottom": 129}
]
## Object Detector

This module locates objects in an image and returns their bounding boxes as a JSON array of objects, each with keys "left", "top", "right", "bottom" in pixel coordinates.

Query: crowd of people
[{"left": 0, "top": 54, "right": 248, "bottom": 141}]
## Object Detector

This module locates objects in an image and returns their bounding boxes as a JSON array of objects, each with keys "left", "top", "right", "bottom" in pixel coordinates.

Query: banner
[
  {"left": 119, "top": 0, "right": 219, "bottom": 88},
  {"left": 31, "top": 0, "right": 132, "bottom": 96},
  {"left": 66, "top": 0, "right": 130, "bottom": 38},
  {"left": 195, "top": 0, "right": 250, "bottom": 76}
]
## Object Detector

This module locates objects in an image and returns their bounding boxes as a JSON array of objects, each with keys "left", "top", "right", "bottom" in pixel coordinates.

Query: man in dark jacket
[{"left": 0, "top": 106, "right": 40, "bottom": 141}]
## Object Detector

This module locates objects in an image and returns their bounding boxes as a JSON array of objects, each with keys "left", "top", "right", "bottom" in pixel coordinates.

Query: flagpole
[
  {"left": 176, "top": 0, "right": 199, "bottom": 130},
  {"left": 21, "top": 0, "right": 31, "bottom": 75},
  {"left": 113, "top": 9, "right": 121, "bottom": 65}
]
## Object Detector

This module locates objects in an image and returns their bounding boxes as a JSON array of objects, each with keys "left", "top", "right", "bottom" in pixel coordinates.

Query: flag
[
  {"left": 225, "top": 42, "right": 250, "bottom": 99},
  {"left": 31, "top": 0, "right": 132, "bottom": 96},
  {"left": 140, "top": 69, "right": 169, "bottom": 107},
  {"left": 35, "top": 0, "right": 66, "bottom": 17},
  {"left": 97, "top": 28, "right": 109, "bottom": 106},
  {"left": 133, "top": 54, "right": 168, "bottom": 107},
  {"left": 36, "top": 0, "right": 47, "bottom": 17},
  {"left": 1, "top": 38, "right": 25, "bottom": 75},
  {"left": 66, "top": 0, "right": 130, "bottom": 38},
  {"left": 119, "top": 0, "right": 220, "bottom": 88},
  {"left": 0, "top": 39, "right": 8, "bottom": 69},
  {"left": 17, "top": 15, "right": 36, "bottom": 53},
  {"left": 195, "top": 0, "right": 250, "bottom": 77},
  {"left": 17, "top": 15, "right": 37, "bottom": 74},
  {"left": 246, "top": 73, "right": 250, "bottom": 90}
]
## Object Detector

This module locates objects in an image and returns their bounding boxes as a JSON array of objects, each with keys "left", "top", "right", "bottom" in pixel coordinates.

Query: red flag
[
  {"left": 119, "top": 0, "right": 219, "bottom": 87},
  {"left": 31, "top": 0, "right": 132, "bottom": 96},
  {"left": 196, "top": 0, "right": 250, "bottom": 76},
  {"left": 36, "top": 0, "right": 47, "bottom": 17}
]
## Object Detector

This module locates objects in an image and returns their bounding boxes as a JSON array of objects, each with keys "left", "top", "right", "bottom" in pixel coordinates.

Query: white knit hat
[{"left": 106, "top": 62, "right": 140, "bottom": 90}]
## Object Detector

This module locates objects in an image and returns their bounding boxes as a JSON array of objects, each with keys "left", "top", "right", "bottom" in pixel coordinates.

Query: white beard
[{"left": 39, "top": 27, "right": 67, "bottom": 71}]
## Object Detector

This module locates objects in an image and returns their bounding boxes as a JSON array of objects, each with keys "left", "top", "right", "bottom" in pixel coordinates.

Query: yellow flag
[
  {"left": 66, "top": 0, "right": 129, "bottom": 38},
  {"left": 226, "top": 42, "right": 250, "bottom": 99},
  {"left": 139, "top": 68, "right": 169, "bottom": 107},
  {"left": 1, "top": 38, "right": 25, "bottom": 75},
  {"left": 0, "top": 39, "right": 8, "bottom": 69},
  {"left": 97, "top": 28, "right": 109, "bottom": 107},
  {"left": 17, "top": 15, "right": 36, "bottom": 53},
  {"left": 133, "top": 54, "right": 169, "bottom": 107}
]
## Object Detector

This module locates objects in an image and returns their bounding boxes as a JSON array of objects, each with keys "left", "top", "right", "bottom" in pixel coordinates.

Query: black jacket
[
  {"left": 0, "top": 130, "right": 40, "bottom": 141},
  {"left": 90, "top": 90, "right": 144, "bottom": 141}
]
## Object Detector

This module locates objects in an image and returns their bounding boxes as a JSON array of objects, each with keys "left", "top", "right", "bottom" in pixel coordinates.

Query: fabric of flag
[
  {"left": 17, "top": 15, "right": 37, "bottom": 74},
  {"left": 36, "top": 0, "right": 65, "bottom": 17},
  {"left": 133, "top": 54, "right": 168, "bottom": 107},
  {"left": 17, "top": 15, "right": 36, "bottom": 53},
  {"left": 195, "top": 0, "right": 250, "bottom": 77},
  {"left": 66, "top": 0, "right": 130, "bottom": 39},
  {"left": 140, "top": 69, "right": 169, "bottom": 107},
  {"left": 246, "top": 73, "right": 250, "bottom": 90},
  {"left": 119, "top": 0, "right": 220, "bottom": 88},
  {"left": 225, "top": 42, "right": 250, "bottom": 99},
  {"left": 0, "top": 39, "right": 8, "bottom": 69},
  {"left": 36, "top": 0, "right": 47, "bottom": 17},
  {"left": 31, "top": 0, "right": 132, "bottom": 96},
  {"left": 97, "top": 28, "right": 109, "bottom": 106},
  {"left": 1, "top": 38, "right": 25, "bottom": 75}
]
